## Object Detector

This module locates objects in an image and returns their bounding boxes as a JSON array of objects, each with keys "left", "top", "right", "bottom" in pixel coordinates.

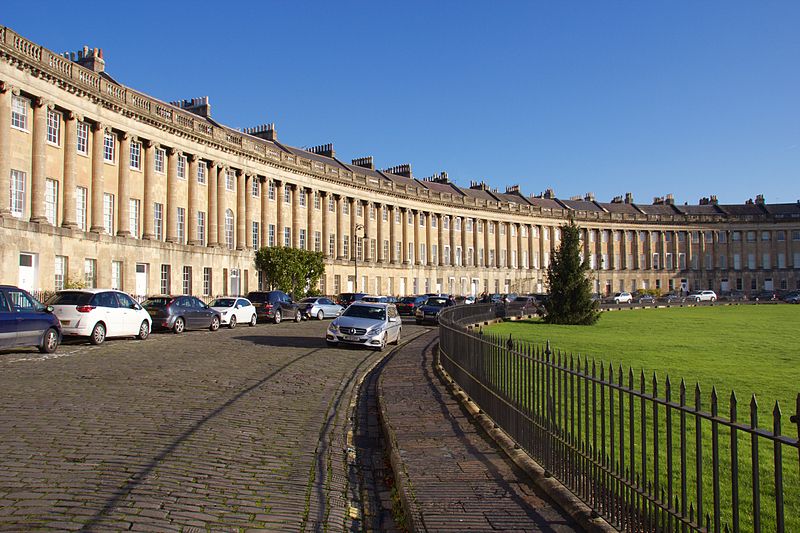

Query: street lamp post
[{"left": 353, "top": 223, "right": 364, "bottom": 292}]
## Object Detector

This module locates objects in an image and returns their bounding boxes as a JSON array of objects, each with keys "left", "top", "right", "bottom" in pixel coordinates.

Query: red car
[{"left": 396, "top": 295, "right": 427, "bottom": 316}]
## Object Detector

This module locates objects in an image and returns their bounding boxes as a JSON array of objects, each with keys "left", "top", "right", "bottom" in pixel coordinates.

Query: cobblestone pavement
[
  {"left": 0, "top": 317, "right": 427, "bottom": 532},
  {"left": 379, "top": 332, "right": 579, "bottom": 532}
]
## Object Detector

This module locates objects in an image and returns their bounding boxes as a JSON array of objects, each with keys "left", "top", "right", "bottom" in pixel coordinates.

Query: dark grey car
[{"left": 143, "top": 296, "right": 221, "bottom": 333}]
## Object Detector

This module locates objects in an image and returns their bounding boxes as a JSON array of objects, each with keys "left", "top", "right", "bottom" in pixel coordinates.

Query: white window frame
[
  {"left": 84, "top": 258, "right": 97, "bottom": 288},
  {"left": 177, "top": 154, "right": 187, "bottom": 180},
  {"left": 154, "top": 202, "right": 163, "bottom": 240},
  {"left": 130, "top": 141, "right": 141, "bottom": 170},
  {"left": 76, "top": 186, "right": 87, "bottom": 230},
  {"left": 54, "top": 255, "right": 66, "bottom": 291},
  {"left": 129, "top": 198, "right": 140, "bottom": 238},
  {"left": 111, "top": 261, "right": 122, "bottom": 291},
  {"left": 226, "top": 169, "right": 235, "bottom": 191},
  {"left": 10, "top": 169, "right": 26, "bottom": 218},
  {"left": 45, "top": 178, "right": 58, "bottom": 225},
  {"left": 155, "top": 148, "right": 165, "bottom": 174},
  {"left": 197, "top": 211, "right": 206, "bottom": 246},
  {"left": 46, "top": 109, "right": 60, "bottom": 145},
  {"left": 225, "top": 209, "right": 235, "bottom": 249},
  {"left": 103, "top": 193, "right": 114, "bottom": 235},
  {"left": 76, "top": 122, "right": 89, "bottom": 155},
  {"left": 11, "top": 95, "right": 28, "bottom": 131},
  {"left": 176, "top": 207, "right": 185, "bottom": 243},
  {"left": 103, "top": 132, "right": 115, "bottom": 163},
  {"left": 251, "top": 177, "right": 260, "bottom": 198},
  {"left": 197, "top": 161, "right": 206, "bottom": 184},
  {"left": 252, "top": 221, "right": 260, "bottom": 249}
]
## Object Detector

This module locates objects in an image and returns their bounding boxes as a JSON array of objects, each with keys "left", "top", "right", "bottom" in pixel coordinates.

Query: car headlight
[
  {"left": 368, "top": 324, "right": 385, "bottom": 334},
  {"left": 415, "top": 309, "right": 423, "bottom": 316},
  {"left": 328, "top": 323, "right": 339, "bottom": 333}
]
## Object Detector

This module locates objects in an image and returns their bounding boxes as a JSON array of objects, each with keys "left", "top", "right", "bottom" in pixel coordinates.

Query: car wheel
[
  {"left": 209, "top": 316, "right": 220, "bottom": 331},
  {"left": 695, "top": 297, "right": 701, "bottom": 302},
  {"left": 710, "top": 297, "right": 716, "bottom": 302},
  {"left": 294, "top": 310, "right": 302, "bottom": 323},
  {"left": 375, "top": 334, "right": 386, "bottom": 351},
  {"left": 316, "top": 310, "right": 324, "bottom": 320},
  {"left": 249, "top": 314, "right": 257, "bottom": 326},
  {"left": 39, "top": 327, "right": 59, "bottom": 353},
  {"left": 173, "top": 317, "right": 185, "bottom": 334},
  {"left": 137, "top": 320, "right": 150, "bottom": 340},
  {"left": 274, "top": 310, "right": 282, "bottom": 324},
  {"left": 229, "top": 315, "right": 237, "bottom": 329},
  {"left": 90, "top": 322, "right": 106, "bottom": 345},
  {"left": 391, "top": 329, "right": 400, "bottom": 345}
]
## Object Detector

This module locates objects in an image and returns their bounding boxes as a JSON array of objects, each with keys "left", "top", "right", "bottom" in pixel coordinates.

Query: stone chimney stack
[
  {"left": 383, "top": 164, "right": 413, "bottom": 178},
  {"left": 351, "top": 156, "right": 374, "bottom": 170},
  {"left": 170, "top": 96, "right": 211, "bottom": 118},
  {"left": 624, "top": 192, "right": 634, "bottom": 204},
  {"left": 67, "top": 46, "right": 105, "bottom": 73},
  {"left": 755, "top": 194, "right": 765, "bottom": 205},
  {"left": 242, "top": 123, "right": 277, "bottom": 142},
  {"left": 306, "top": 143, "right": 335, "bottom": 158}
]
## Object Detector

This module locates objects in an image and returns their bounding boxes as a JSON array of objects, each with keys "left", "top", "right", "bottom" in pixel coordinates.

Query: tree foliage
[
  {"left": 543, "top": 220, "right": 601, "bottom": 325},
  {"left": 254, "top": 247, "right": 325, "bottom": 300}
]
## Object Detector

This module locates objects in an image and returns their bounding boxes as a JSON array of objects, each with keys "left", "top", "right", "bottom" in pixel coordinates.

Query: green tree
[
  {"left": 543, "top": 219, "right": 600, "bottom": 325},
  {"left": 254, "top": 247, "right": 325, "bottom": 300}
]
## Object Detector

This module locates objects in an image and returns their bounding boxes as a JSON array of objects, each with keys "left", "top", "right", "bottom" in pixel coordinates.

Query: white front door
[
  {"left": 720, "top": 279, "right": 730, "bottom": 292},
  {"left": 764, "top": 278, "right": 774, "bottom": 290},
  {"left": 18, "top": 253, "right": 37, "bottom": 292},
  {"left": 135, "top": 264, "right": 148, "bottom": 297},
  {"left": 230, "top": 269, "right": 241, "bottom": 296}
]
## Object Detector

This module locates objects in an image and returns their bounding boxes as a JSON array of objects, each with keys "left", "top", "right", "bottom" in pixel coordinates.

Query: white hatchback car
[
  {"left": 209, "top": 297, "right": 258, "bottom": 328},
  {"left": 613, "top": 292, "right": 633, "bottom": 304},
  {"left": 688, "top": 290, "right": 717, "bottom": 302},
  {"left": 47, "top": 289, "right": 152, "bottom": 345}
]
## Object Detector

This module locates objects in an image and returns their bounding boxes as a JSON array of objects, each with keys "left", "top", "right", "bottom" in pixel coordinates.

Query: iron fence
[{"left": 438, "top": 305, "right": 800, "bottom": 532}]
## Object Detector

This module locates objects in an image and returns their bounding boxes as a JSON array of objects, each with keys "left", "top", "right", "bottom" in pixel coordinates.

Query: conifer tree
[{"left": 543, "top": 219, "right": 600, "bottom": 325}]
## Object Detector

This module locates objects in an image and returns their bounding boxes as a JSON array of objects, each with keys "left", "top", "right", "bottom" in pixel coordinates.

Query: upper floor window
[
  {"left": 130, "top": 141, "right": 142, "bottom": 170},
  {"left": 155, "top": 148, "right": 165, "bottom": 174},
  {"left": 314, "top": 191, "right": 321, "bottom": 210},
  {"left": 299, "top": 189, "right": 307, "bottom": 208},
  {"left": 342, "top": 201, "right": 349, "bottom": 215},
  {"left": 10, "top": 169, "right": 25, "bottom": 218},
  {"left": 197, "top": 161, "right": 206, "bottom": 184},
  {"left": 746, "top": 231, "right": 756, "bottom": 242},
  {"left": 76, "top": 122, "right": 89, "bottom": 154},
  {"left": 46, "top": 110, "right": 60, "bottom": 145},
  {"left": 225, "top": 209, "right": 234, "bottom": 249},
  {"left": 226, "top": 169, "right": 235, "bottom": 191},
  {"left": 329, "top": 195, "right": 335, "bottom": 212},
  {"left": 103, "top": 132, "right": 115, "bottom": 162},
  {"left": 761, "top": 231, "right": 771, "bottom": 241},
  {"left": 283, "top": 185, "right": 291, "bottom": 203},
  {"left": 268, "top": 180, "right": 276, "bottom": 200},
  {"left": 11, "top": 96, "right": 28, "bottom": 131},
  {"left": 177, "top": 154, "right": 187, "bottom": 179},
  {"left": 251, "top": 177, "right": 260, "bottom": 197}
]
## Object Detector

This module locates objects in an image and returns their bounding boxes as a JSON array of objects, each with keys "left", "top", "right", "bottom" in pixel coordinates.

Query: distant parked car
[
  {"left": 396, "top": 295, "right": 427, "bottom": 316},
  {"left": 361, "top": 295, "right": 391, "bottom": 303},
  {"left": 782, "top": 291, "right": 800, "bottom": 304},
  {"left": 246, "top": 290, "right": 301, "bottom": 323},
  {"left": 142, "top": 295, "right": 220, "bottom": 333},
  {"left": 297, "top": 297, "right": 343, "bottom": 320},
  {"left": 48, "top": 289, "right": 151, "bottom": 344},
  {"left": 415, "top": 296, "right": 456, "bottom": 324},
  {"left": 326, "top": 302, "right": 401, "bottom": 351},
  {"left": 661, "top": 292, "right": 683, "bottom": 304},
  {"left": 637, "top": 294, "right": 656, "bottom": 304},
  {"left": 209, "top": 297, "right": 257, "bottom": 328},
  {"left": 753, "top": 290, "right": 778, "bottom": 302},
  {"left": 612, "top": 292, "right": 633, "bottom": 304},
  {"left": 720, "top": 290, "right": 747, "bottom": 302},
  {"left": 336, "top": 292, "right": 367, "bottom": 307},
  {"left": 0, "top": 285, "right": 61, "bottom": 353},
  {"left": 687, "top": 290, "right": 717, "bottom": 302},
  {"left": 508, "top": 296, "right": 538, "bottom": 315}
]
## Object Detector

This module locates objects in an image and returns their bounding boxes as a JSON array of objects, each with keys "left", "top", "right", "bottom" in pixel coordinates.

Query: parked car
[
  {"left": 415, "top": 296, "right": 457, "bottom": 324},
  {"left": 661, "top": 292, "right": 683, "bottom": 304},
  {"left": 246, "top": 290, "right": 301, "bottom": 323},
  {"left": 361, "top": 295, "right": 391, "bottom": 303},
  {"left": 336, "top": 292, "right": 367, "bottom": 307},
  {"left": 636, "top": 293, "right": 656, "bottom": 304},
  {"left": 47, "top": 289, "right": 151, "bottom": 345},
  {"left": 326, "top": 302, "right": 401, "bottom": 351},
  {"left": 142, "top": 295, "right": 220, "bottom": 333},
  {"left": 396, "top": 295, "right": 427, "bottom": 316},
  {"left": 782, "top": 291, "right": 800, "bottom": 304},
  {"left": 209, "top": 297, "right": 257, "bottom": 328},
  {"left": 297, "top": 297, "right": 343, "bottom": 320},
  {"left": 612, "top": 292, "right": 633, "bottom": 304},
  {"left": 720, "top": 290, "right": 747, "bottom": 302},
  {"left": 507, "top": 295, "right": 538, "bottom": 315},
  {"left": 687, "top": 290, "right": 717, "bottom": 302},
  {"left": 753, "top": 290, "right": 778, "bottom": 302},
  {"left": 0, "top": 285, "right": 61, "bottom": 353}
]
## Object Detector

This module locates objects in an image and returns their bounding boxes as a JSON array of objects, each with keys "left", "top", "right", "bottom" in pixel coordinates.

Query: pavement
[{"left": 377, "top": 330, "right": 580, "bottom": 532}]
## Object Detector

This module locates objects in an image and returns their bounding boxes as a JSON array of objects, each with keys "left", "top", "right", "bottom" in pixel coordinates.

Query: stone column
[
  {"left": 517, "top": 223, "right": 523, "bottom": 269},
  {"left": 245, "top": 173, "right": 255, "bottom": 249},
  {"left": 461, "top": 217, "right": 468, "bottom": 267},
  {"left": 116, "top": 132, "right": 131, "bottom": 236},
  {"left": 414, "top": 210, "right": 421, "bottom": 265},
  {"left": 449, "top": 216, "right": 455, "bottom": 266},
  {"left": 437, "top": 214, "right": 445, "bottom": 266},
  {"left": 306, "top": 188, "right": 313, "bottom": 251},
  {"left": 30, "top": 98, "right": 50, "bottom": 223},
  {"left": 527, "top": 224, "right": 534, "bottom": 270},
  {"left": 260, "top": 176, "right": 269, "bottom": 248},
  {"left": 376, "top": 202, "right": 384, "bottom": 263},
  {"left": 61, "top": 111, "right": 78, "bottom": 228},
  {"left": 217, "top": 166, "right": 227, "bottom": 247},
  {"left": 292, "top": 184, "right": 300, "bottom": 248},
  {"left": 484, "top": 219, "right": 490, "bottom": 267},
  {"left": 428, "top": 212, "right": 435, "bottom": 266},
  {"left": 402, "top": 208, "right": 410, "bottom": 264},
  {"left": 506, "top": 222, "right": 513, "bottom": 268},
  {"left": 538, "top": 225, "right": 546, "bottom": 270},
  {"left": 473, "top": 218, "right": 480, "bottom": 267},
  {"left": 349, "top": 197, "right": 357, "bottom": 260},
  {"left": 321, "top": 191, "right": 329, "bottom": 257},
  {"left": 335, "top": 195, "right": 344, "bottom": 259},
  {"left": 0, "top": 83, "right": 11, "bottom": 216},
  {"left": 166, "top": 148, "right": 178, "bottom": 242},
  {"left": 89, "top": 122, "right": 106, "bottom": 232},
  {"left": 494, "top": 222, "right": 501, "bottom": 268},
  {"left": 237, "top": 170, "right": 247, "bottom": 250},
  {"left": 389, "top": 205, "right": 397, "bottom": 264},
  {"left": 187, "top": 155, "right": 199, "bottom": 244},
  {"left": 275, "top": 180, "right": 284, "bottom": 247},
  {"left": 207, "top": 161, "right": 218, "bottom": 246},
  {"left": 142, "top": 141, "right": 155, "bottom": 240}
]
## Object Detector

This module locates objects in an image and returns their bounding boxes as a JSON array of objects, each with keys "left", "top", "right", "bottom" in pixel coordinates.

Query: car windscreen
[
  {"left": 342, "top": 305, "right": 386, "bottom": 320},
  {"left": 46, "top": 292, "right": 93, "bottom": 305},
  {"left": 399, "top": 297, "right": 417, "bottom": 303},
  {"left": 143, "top": 297, "right": 171, "bottom": 308},
  {"left": 210, "top": 298, "right": 235, "bottom": 307},
  {"left": 425, "top": 298, "right": 449, "bottom": 307}
]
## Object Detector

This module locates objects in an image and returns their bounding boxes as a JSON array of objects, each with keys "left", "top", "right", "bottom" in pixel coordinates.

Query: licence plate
[{"left": 344, "top": 335, "right": 361, "bottom": 341}]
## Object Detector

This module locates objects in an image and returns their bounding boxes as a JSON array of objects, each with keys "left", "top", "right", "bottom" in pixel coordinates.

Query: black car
[
  {"left": 142, "top": 295, "right": 221, "bottom": 333},
  {"left": 246, "top": 290, "right": 301, "bottom": 323},
  {"left": 336, "top": 292, "right": 367, "bottom": 307},
  {"left": 753, "top": 290, "right": 778, "bottom": 302},
  {"left": 396, "top": 295, "right": 426, "bottom": 316},
  {"left": 0, "top": 285, "right": 61, "bottom": 353},
  {"left": 414, "top": 296, "right": 456, "bottom": 324}
]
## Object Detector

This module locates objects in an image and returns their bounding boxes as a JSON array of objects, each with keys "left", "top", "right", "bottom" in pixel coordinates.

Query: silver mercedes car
[{"left": 325, "top": 302, "right": 401, "bottom": 351}]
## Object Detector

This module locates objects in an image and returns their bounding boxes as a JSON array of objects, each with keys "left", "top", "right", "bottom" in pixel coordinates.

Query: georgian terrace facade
[{"left": 1, "top": 27, "right": 799, "bottom": 300}]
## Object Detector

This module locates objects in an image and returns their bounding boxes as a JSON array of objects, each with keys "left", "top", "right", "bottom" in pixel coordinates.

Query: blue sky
[{"left": 4, "top": 1, "right": 798, "bottom": 204}]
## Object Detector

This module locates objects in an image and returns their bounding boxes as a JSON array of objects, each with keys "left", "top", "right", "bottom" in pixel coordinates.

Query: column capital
[
  {"left": 118, "top": 131, "right": 130, "bottom": 142},
  {"left": 319, "top": 189, "right": 328, "bottom": 198},
  {"left": 165, "top": 146, "right": 176, "bottom": 157},
  {"left": 64, "top": 110, "right": 82, "bottom": 122},
  {"left": 0, "top": 81, "right": 10, "bottom": 93},
  {"left": 33, "top": 97, "right": 54, "bottom": 110},
  {"left": 185, "top": 153, "right": 197, "bottom": 163}
]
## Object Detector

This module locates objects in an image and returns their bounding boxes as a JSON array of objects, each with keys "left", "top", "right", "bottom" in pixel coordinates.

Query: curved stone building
[{"left": 1, "top": 27, "right": 798, "bottom": 298}]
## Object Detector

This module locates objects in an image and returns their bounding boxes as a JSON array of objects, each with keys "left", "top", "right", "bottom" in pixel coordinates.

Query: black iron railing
[{"left": 438, "top": 305, "right": 800, "bottom": 532}]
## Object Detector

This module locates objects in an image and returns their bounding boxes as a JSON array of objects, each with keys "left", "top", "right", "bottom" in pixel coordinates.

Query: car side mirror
[
  {"left": 130, "top": 303, "right": 140, "bottom": 310},
  {"left": 235, "top": 304, "right": 241, "bottom": 309}
]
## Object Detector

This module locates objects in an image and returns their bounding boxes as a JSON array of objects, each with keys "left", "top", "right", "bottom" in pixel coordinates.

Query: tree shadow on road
[{"left": 233, "top": 334, "right": 327, "bottom": 349}]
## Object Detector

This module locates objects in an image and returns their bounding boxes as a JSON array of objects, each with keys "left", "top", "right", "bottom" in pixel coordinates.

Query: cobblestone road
[{"left": 0, "top": 317, "right": 427, "bottom": 532}]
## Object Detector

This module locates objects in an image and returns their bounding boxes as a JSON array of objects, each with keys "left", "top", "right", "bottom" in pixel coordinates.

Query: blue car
[
  {"left": 414, "top": 296, "right": 456, "bottom": 324},
  {"left": 0, "top": 285, "right": 62, "bottom": 353}
]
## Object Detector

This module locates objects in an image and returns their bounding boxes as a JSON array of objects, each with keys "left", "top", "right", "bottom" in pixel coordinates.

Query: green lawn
[
  {"left": 486, "top": 305, "right": 800, "bottom": 424},
  {"left": 482, "top": 305, "right": 800, "bottom": 531}
]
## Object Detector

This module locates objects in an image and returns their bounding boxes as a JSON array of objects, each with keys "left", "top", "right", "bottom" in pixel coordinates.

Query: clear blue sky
[{"left": 4, "top": 1, "right": 798, "bottom": 204}]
